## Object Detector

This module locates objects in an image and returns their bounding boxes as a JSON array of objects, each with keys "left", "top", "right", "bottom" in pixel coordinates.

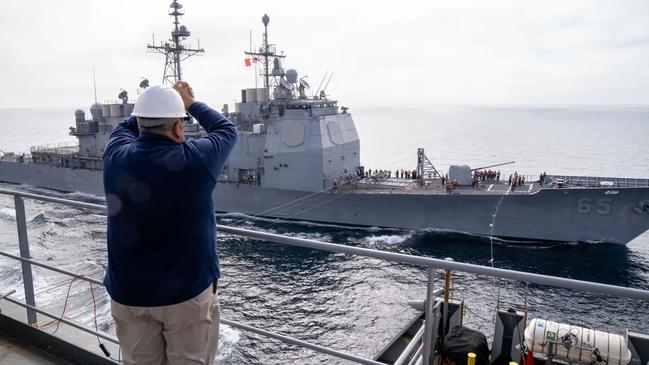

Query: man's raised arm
[
  {"left": 104, "top": 116, "right": 139, "bottom": 158},
  {"left": 175, "top": 81, "right": 238, "bottom": 180}
]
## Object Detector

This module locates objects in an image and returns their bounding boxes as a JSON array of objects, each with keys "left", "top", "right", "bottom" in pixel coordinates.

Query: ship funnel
[{"left": 286, "top": 69, "right": 298, "bottom": 83}]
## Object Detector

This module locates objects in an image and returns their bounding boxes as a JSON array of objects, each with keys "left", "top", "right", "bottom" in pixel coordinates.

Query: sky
[{"left": 1, "top": 0, "right": 648, "bottom": 109}]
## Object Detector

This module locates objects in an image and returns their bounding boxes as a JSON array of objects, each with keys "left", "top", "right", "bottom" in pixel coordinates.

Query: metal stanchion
[
  {"left": 422, "top": 266, "right": 436, "bottom": 365},
  {"left": 14, "top": 196, "right": 36, "bottom": 324}
]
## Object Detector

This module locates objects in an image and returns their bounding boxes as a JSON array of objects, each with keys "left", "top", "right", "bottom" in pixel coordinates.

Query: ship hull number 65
[{"left": 577, "top": 198, "right": 611, "bottom": 215}]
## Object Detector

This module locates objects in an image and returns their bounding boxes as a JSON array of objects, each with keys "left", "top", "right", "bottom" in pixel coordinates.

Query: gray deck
[
  {"left": 351, "top": 178, "right": 541, "bottom": 195},
  {"left": 0, "top": 331, "right": 70, "bottom": 365},
  {"left": 0, "top": 300, "right": 118, "bottom": 365}
]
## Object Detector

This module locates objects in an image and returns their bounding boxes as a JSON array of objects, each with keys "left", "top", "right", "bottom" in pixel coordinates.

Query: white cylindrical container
[
  {"left": 101, "top": 104, "right": 112, "bottom": 118},
  {"left": 109, "top": 104, "right": 122, "bottom": 118},
  {"left": 256, "top": 88, "right": 268, "bottom": 102},
  {"left": 524, "top": 318, "right": 631, "bottom": 365},
  {"left": 245, "top": 88, "right": 257, "bottom": 103},
  {"left": 123, "top": 103, "right": 135, "bottom": 117}
]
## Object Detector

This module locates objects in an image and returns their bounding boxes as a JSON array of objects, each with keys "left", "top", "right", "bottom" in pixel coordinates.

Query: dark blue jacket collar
[{"left": 136, "top": 132, "right": 180, "bottom": 146}]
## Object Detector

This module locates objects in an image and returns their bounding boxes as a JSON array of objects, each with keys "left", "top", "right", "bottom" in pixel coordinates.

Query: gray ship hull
[
  {"left": 0, "top": 162, "right": 104, "bottom": 195},
  {"left": 2, "top": 161, "right": 648, "bottom": 244},
  {"left": 216, "top": 184, "right": 649, "bottom": 244}
]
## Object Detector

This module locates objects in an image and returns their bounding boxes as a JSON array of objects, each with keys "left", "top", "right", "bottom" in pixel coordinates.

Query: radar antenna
[
  {"left": 147, "top": 0, "right": 205, "bottom": 84},
  {"left": 244, "top": 14, "right": 286, "bottom": 98}
]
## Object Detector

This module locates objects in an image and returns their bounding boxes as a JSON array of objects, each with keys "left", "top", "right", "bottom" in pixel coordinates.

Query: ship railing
[
  {"left": 0, "top": 151, "right": 29, "bottom": 163},
  {"left": 103, "top": 99, "right": 128, "bottom": 105},
  {"left": 0, "top": 188, "right": 648, "bottom": 365},
  {"left": 547, "top": 174, "right": 649, "bottom": 188},
  {"left": 30, "top": 142, "right": 79, "bottom": 155},
  {"left": 464, "top": 173, "right": 649, "bottom": 189}
]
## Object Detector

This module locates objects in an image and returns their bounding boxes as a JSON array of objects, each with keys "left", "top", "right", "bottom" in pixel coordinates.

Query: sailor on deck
[{"left": 102, "top": 82, "right": 238, "bottom": 365}]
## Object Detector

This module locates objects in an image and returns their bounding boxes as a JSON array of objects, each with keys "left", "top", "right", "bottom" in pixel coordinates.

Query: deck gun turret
[{"left": 448, "top": 161, "right": 515, "bottom": 186}]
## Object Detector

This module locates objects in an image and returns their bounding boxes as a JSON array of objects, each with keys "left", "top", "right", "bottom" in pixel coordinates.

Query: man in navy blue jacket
[{"left": 103, "top": 81, "right": 237, "bottom": 365}]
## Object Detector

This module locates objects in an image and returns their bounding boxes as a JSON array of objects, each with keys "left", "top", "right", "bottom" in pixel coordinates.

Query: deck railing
[
  {"left": 0, "top": 188, "right": 648, "bottom": 365},
  {"left": 547, "top": 175, "right": 649, "bottom": 188}
]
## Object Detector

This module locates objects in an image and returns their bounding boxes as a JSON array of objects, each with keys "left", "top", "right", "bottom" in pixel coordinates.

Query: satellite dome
[
  {"left": 286, "top": 69, "right": 298, "bottom": 83},
  {"left": 173, "top": 25, "right": 191, "bottom": 37}
]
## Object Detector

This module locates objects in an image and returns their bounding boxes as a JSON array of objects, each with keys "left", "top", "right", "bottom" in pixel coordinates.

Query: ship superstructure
[
  {"left": 147, "top": 0, "right": 204, "bottom": 84},
  {"left": 224, "top": 14, "right": 360, "bottom": 192}
]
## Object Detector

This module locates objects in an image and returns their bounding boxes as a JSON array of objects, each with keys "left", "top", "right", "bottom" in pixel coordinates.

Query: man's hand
[{"left": 173, "top": 81, "right": 196, "bottom": 111}]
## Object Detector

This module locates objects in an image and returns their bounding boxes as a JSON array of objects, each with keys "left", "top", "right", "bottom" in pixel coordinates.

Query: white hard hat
[{"left": 132, "top": 85, "right": 186, "bottom": 119}]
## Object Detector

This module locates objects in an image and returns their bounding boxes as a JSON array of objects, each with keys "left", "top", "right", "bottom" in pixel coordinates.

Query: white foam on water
[
  {"left": 216, "top": 324, "right": 241, "bottom": 362},
  {"left": 0, "top": 207, "right": 16, "bottom": 220},
  {"left": 284, "top": 231, "right": 331, "bottom": 242},
  {"left": 364, "top": 233, "right": 412, "bottom": 246},
  {"left": 14, "top": 184, "right": 104, "bottom": 205},
  {"left": 583, "top": 239, "right": 613, "bottom": 245},
  {"left": 420, "top": 226, "right": 478, "bottom": 236}
]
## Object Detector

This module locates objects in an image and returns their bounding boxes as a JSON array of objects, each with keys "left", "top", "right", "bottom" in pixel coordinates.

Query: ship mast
[
  {"left": 147, "top": 0, "right": 204, "bottom": 84},
  {"left": 244, "top": 14, "right": 286, "bottom": 97}
]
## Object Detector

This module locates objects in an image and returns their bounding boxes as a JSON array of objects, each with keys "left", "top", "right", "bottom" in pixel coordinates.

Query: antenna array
[{"left": 147, "top": 0, "right": 205, "bottom": 84}]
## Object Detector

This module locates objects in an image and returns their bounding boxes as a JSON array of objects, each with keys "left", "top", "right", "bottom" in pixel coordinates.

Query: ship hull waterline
[{"left": 1, "top": 161, "right": 648, "bottom": 244}]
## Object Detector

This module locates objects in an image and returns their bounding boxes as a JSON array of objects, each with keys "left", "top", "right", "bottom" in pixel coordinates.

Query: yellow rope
[{"left": 33, "top": 316, "right": 73, "bottom": 328}]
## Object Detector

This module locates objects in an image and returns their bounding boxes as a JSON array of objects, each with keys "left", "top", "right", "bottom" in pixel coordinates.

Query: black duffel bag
[{"left": 442, "top": 326, "right": 490, "bottom": 365}]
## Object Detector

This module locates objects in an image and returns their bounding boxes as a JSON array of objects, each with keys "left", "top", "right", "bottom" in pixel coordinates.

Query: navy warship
[{"left": 1, "top": 1, "right": 648, "bottom": 244}]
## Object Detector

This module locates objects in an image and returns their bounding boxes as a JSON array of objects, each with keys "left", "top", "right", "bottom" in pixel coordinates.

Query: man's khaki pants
[{"left": 111, "top": 285, "right": 220, "bottom": 365}]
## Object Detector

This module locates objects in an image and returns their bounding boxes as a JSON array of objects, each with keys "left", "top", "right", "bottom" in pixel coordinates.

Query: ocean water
[{"left": 0, "top": 105, "right": 648, "bottom": 364}]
